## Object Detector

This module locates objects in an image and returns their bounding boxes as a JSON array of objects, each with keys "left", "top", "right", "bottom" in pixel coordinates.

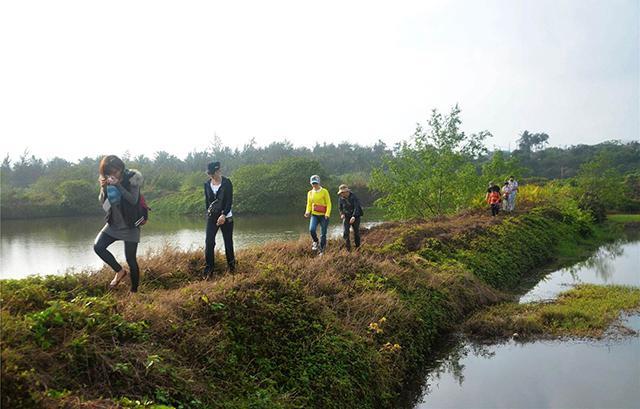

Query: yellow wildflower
[{"left": 368, "top": 322, "right": 383, "bottom": 334}]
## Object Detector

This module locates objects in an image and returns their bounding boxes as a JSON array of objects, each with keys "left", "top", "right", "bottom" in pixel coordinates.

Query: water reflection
[
  {"left": 562, "top": 241, "right": 625, "bottom": 282},
  {"left": 520, "top": 240, "right": 640, "bottom": 303},
  {"left": 412, "top": 332, "right": 640, "bottom": 409},
  {"left": 423, "top": 341, "right": 495, "bottom": 389},
  {"left": 404, "top": 240, "right": 640, "bottom": 409}
]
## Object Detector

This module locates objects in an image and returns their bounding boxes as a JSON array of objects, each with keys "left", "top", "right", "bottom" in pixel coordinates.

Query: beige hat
[{"left": 337, "top": 184, "right": 350, "bottom": 194}]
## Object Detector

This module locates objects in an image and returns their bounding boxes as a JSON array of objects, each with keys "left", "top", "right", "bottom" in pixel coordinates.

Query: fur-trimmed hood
[{"left": 127, "top": 169, "right": 144, "bottom": 186}]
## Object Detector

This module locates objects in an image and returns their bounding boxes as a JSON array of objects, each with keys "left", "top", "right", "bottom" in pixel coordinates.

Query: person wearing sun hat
[
  {"left": 304, "top": 174, "right": 331, "bottom": 255},
  {"left": 337, "top": 184, "right": 363, "bottom": 251}
]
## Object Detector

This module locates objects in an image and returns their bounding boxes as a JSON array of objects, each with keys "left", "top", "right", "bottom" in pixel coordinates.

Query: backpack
[
  {"left": 113, "top": 170, "right": 149, "bottom": 228},
  {"left": 134, "top": 194, "right": 150, "bottom": 227}
]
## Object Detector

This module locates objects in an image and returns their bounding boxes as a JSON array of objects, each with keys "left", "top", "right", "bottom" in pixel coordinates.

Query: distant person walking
[
  {"left": 485, "top": 181, "right": 501, "bottom": 217},
  {"left": 305, "top": 175, "right": 331, "bottom": 255},
  {"left": 485, "top": 181, "right": 500, "bottom": 199},
  {"left": 507, "top": 176, "right": 519, "bottom": 211},
  {"left": 204, "top": 161, "right": 236, "bottom": 278},
  {"left": 501, "top": 181, "right": 511, "bottom": 211},
  {"left": 94, "top": 155, "right": 144, "bottom": 293},
  {"left": 337, "top": 184, "right": 363, "bottom": 251}
]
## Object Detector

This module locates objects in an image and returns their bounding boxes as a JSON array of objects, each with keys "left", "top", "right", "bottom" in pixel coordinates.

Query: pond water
[
  {"left": 0, "top": 214, "right": 382, "bottom": 279},
  {"left": 407, "top": 239, "right": 640, "bottom": 409},
  {"left": 520, "top": 240, "right": 640, "bottom": 303}
]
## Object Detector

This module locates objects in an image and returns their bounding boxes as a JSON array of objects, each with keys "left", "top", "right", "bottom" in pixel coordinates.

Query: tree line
[
  {"left": 372, "top": 106, "right": 639, "bottom": 220},
  {"left": 1, "top": 109, "right": 638, "bottom": 219},
  {"left": 0, "top": 140, "right": 390, "bottom": 219}
]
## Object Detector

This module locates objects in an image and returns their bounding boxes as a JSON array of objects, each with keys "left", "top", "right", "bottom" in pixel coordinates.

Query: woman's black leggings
[{"left": 93, "top": 232, "right": 140, "bottom": 292}]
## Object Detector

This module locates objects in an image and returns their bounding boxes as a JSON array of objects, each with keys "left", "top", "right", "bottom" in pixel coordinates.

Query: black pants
[
  {"left": 491, "top": 203, "right": 500, "bottom": 216},
  {"left": 342, "top": 216, "right": 361, "bottom": 250},
  {"left": 205, "top": 217, "right": 235, "bottom": 275},
  {"left": 93, "top": 232, "right": 140, "bottom": 292}
]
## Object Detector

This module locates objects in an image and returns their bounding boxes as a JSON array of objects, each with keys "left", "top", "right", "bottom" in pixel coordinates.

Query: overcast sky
[{"left": 1, "top": 0, "right": 638, "bottom": 162}]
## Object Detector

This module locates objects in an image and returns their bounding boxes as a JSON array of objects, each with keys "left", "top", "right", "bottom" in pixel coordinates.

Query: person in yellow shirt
[{"left": 304, "top": 174, "right": 331, "bottom": 254}]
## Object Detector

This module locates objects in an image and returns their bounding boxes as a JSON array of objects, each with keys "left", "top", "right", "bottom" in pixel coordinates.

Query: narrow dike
[{"left": 1, "top": 206, "right": 603, "bottom": 408}]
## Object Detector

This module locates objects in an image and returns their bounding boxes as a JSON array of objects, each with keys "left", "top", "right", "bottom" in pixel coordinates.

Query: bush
[
  {"left": 371, "top": 106, "right": 489, "bottom": 219},
  {"left": 577, "top": 191, "right": 607, "bottom": 223},
  {"left": 60, "top": 180, "right": 97, "bottom": 213},
  {"left": 233, "top": 158, "right": 329, "bottom": 215}
]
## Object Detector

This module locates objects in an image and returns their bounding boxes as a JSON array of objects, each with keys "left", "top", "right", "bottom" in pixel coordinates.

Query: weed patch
[{"left": 464, "top": 284, "right": 640, "bottom": 340}]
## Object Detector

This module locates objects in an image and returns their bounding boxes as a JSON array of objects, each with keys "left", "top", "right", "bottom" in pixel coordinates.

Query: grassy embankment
[
  {"left": 147, "top": 190, "right": 203, "bottom": 216},
  {"left": 464, "top": 284, "right": 640, "bottom": 340},
  {"left": 462, "top": 213, "right": 640, "bottom": 341},
  {"left": 607, "top": 213, "right": 640, "bottom": 224},
  {"left": 0, "top": 201, "right": 629, "bottom": 408}
]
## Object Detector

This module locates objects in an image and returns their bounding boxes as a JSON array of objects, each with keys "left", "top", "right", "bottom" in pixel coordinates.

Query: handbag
[
  {"left": 312, "top": 203, "right": 327, "bottom": 213},
  {"left": 207, "top": 198, "right": 221, "bottom": 218}
]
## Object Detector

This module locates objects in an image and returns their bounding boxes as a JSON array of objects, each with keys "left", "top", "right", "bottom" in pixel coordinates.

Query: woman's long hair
[{"left": 99, "top": 155, "right": 125, "bottom": 177}]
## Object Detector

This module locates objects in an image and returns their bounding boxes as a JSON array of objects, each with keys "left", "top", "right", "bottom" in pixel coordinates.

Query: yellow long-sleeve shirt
[{"left": 306, "top": 187, "right": 332, "bottom": 217}]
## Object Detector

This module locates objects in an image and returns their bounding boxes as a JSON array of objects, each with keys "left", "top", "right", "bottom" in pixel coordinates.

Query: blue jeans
[{"left": 309, "top": 214, "right": 329, "bottom": 250}]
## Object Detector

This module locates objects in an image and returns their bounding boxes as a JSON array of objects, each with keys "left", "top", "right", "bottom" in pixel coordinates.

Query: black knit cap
[{"left": 207, "top": 161, "right": 221, "bottom": 174}]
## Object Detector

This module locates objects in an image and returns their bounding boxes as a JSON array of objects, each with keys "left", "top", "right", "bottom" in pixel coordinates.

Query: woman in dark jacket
[
  {"left": 204, "top": 161, "right": 236, "bottom": 277},
  {"left": 93, "top": 155, "right": 144, "bottom": 292}
]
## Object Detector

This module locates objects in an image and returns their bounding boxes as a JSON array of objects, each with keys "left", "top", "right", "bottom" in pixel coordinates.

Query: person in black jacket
[
  {"left": 203, "top": 161, "right": 235, "bottom": 277},
  {"left": 337, "top": 184, "right": 363, "bottom": 251}
]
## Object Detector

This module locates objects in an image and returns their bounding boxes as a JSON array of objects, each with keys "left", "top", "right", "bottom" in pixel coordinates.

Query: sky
[{"left": 1, "top": 0, "right": 638, "bottom": 162}]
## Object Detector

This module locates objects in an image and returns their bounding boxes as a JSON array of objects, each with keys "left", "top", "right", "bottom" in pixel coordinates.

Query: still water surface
[
  {"left": 409, "top": 239, "right": 640, "bottom": 409},
  {"left": 1, "top": 214, "right": 381, "bottom": 279},
  {"left": 521, "top": 240, "right": 640, "bottom": 303}
]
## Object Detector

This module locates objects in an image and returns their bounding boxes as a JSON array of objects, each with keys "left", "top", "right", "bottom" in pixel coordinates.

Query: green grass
[
  {"left": 608, "top": 214, "right": 640, "bottom": 223},
  {"left": 148, "top": 190, "right": 203, "bottom": 215},
  {"left": 464, "top": 284, "right": 640, "bottom": 339}
]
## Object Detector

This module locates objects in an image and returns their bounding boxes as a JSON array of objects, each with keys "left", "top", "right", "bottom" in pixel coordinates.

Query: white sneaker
[
  {"left": 318, "top": 251, "right": 324, "bottom": 257},
  {"left": 312, "top": 242, "right": 319, "bottom": 251}
]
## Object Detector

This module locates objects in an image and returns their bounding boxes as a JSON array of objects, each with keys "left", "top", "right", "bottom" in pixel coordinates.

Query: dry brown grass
[
  {"left": 362, "top": 208, "right": 516, "bottom": 252},
  {"left": 109, "top": 219, "right": 506, "bottom": 344}
]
